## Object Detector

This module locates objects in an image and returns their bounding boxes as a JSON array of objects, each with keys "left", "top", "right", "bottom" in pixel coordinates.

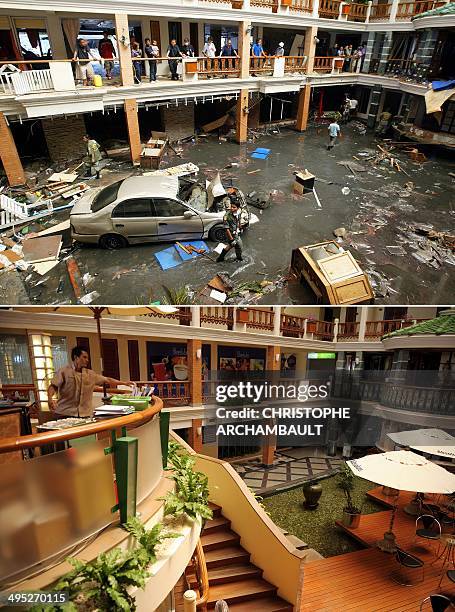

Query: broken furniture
[
  {"left": 140, "top": 131, "right": 168, "bottom": 170},
  {"left": 291, "top": 240, "right": 374, "bottom": 305},
  {"left": 293, "top": 170, "right": 315, "bottom": 195},
  {"left": 182, "top": 57, "right": 198, "bottom": 82}
]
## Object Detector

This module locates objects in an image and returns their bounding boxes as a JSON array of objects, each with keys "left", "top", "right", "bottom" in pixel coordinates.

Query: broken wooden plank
[{"left": 66, "top": 256, "right": 83, "bottom": 300}]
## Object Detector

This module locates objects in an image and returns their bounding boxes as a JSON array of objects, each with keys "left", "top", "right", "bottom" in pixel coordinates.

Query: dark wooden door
[{"left": 101, "top": 339, "right": 120, "bottom": 380}]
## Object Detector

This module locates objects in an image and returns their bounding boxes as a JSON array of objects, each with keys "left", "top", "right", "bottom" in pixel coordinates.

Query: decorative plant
[
  {"left": 123, "top": 516, "right": 179, "bottom": 566},
  {"left": 163, "top": 442, "right": 213, "bottom": 522},
  {"left": 162, "top": 285, "right": 193, "bottom": 305},
  {"left": 337, "top": 463, "right": 361, "bottom": 514}
]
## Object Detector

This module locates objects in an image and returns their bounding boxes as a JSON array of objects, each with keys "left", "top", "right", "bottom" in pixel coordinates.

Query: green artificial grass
[{"left": 262, "top": 475, "right": 384, "bottom": 558}]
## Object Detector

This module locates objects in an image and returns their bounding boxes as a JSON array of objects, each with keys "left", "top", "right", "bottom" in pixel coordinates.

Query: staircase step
[
  {"left": 224, "top": 596, "right": 294, "bottom": 612},
  {"left": 208, "top": 502, "right": 222, "bottom": 518},
  {"left": 201, "top": 529, "right": 240, "bottom": 551},
  {"left": 203, "top": 516, "right": 231, "bottom": 534},
  {"left": 204, "top": 545, "right": 250, "bottom": 569},
  {"left": 189, "top": 563, "right": 262, "bottom": 588},
  {"left": 207, "top": 577, "right": 277, "bottom": 607}
]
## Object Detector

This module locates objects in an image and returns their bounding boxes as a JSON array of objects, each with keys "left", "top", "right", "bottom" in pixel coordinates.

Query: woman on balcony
[
  {"left": 202, "top": 37, "right": 217, "bottom": 78},
  {"left": 131, "top": 42, "right": 143, "bottom": 84},
  {"left": 144, "top": 38, "right": 160, "bottom": 82}
]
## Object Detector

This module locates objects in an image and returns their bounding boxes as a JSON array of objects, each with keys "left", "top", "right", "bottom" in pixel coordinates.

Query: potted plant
[
  {"left": 303, "top": 478, "right": 323, "bottom": 509},
  {"left": 337, "top": 463, "right": 362, "bottom": 528},
  {"left": 306, "top": 316, "right": 317, "bottom": 334},
  {"left": 237, "top": 308, "right": 250, "bottom": 323}
]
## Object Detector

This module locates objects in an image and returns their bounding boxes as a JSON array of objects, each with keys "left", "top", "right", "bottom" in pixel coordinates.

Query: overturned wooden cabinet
[{"left": 291, "top": 241, "right": 374, "bottom": 305}]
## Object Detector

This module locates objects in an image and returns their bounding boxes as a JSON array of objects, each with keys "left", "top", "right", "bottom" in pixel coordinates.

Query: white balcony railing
[{"left": 0, "top": 69, "right": 53, "bottom": 95}]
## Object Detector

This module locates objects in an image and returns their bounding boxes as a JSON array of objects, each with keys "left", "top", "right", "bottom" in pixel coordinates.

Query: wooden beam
[
  {"left": 235, "top": 89, "right": 249, "bottom": 144},
  {"left": 115, "top": 14, "right": 135, "bottom": 87},
  {"left": 124, "top": 99, "right": 142, "bottom": 164},
  {"left": 296, "top": 84, "right": 311, "bottom": 132},
  {"left": 0, "top": 112, "right": 25, "bottom": 187}
]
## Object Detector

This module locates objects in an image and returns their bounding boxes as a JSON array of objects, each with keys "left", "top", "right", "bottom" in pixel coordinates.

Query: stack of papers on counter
[{"left": 94, "top": 405, "right": 135, "bottom": 418}]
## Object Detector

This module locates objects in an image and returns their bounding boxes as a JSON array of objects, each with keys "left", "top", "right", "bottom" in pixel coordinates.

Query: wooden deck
[{"left": 301, "top": 488, "right": 455, "bottom": 611}]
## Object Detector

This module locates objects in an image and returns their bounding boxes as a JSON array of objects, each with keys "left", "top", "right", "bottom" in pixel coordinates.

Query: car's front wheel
[
  {"left": 99, "top": 234, "right": 128, "bottom": 249},
  {"left": 209, "top": 224, "right": 228, "bottom": 243}
]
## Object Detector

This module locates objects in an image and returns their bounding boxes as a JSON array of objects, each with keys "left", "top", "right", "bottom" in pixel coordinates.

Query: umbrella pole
[
  {"left": 377, "top": 503, "right": 398, "bottom": 553},
  {"left": 92, "top": 308, "right": 108, "bottom": 401}
]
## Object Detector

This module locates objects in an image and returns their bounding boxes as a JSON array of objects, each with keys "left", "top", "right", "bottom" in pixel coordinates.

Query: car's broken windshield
[{"left": 92, "top": 180, "right": 123, "bottom": 212}]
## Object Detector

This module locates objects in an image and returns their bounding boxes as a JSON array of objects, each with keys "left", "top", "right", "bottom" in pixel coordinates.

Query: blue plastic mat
[
  {"left": 251, "top": 152, "right": 269, "bottom": 159},
  {"left": 155, "top": 247, "right": 183, "bottom": 270},
  {"left": 174, "top": 240, "right": 209, "bottom": 261},
  {"left": 432, "top": 80, "right": 455, "bottom": 92},
  {"left": 254, "top": 148, "right": 271, "bottom": 154}
]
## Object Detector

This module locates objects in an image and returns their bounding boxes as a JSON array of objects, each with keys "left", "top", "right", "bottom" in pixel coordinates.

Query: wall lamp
[
  {"left": 196, "top": 348, "right": 202, "bottom": 359},
  {"left": 246, "top": 25, "right": 253, "bottom": 35},
  {"left": 314, "top": 36, "right": 320, "bottom": 43}
]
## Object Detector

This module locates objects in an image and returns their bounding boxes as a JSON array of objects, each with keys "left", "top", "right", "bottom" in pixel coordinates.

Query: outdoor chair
[
  {"left": 419, "top": 594, "right": 454, "bottom": 612},
  {"left": 391, "top": 547, "right": 425, "bottom": 586},
  {"left": 415, "top": 514, "right": 442, "bottom": 554}
]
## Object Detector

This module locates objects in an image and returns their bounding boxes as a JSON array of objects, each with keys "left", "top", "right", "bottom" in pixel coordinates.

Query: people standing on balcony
[
  {"left": 274, "top": 42, "right": 285, "bottom": 57},
  {"left": 330, "top": 43, "right": 339, "bottom": 57},
  {"left": 131, "top": 42, "right": 143, "bottom": 84},
  {"left": 202, "top": 37, "right": 216, "bottom": 78},
  {"left": 167, "top": 38, "right": 183, "bottom": 80},
  {"left": 327, "top": 119, "right": 340, "bottom": 150},
  {"left": 181, "top": 38, "right": 195, "bottom": 57},
  {"left": 144, "top": 38, "right": 159, "bottom": 82},
  {"left": 98, "top": 31, "right": 116, "bottom": 80},
  {"left": 343, "top": 44, "right": 352, "bottom": 72},
  {"left": 251, "top": 38, "right": 267, "bottom": 77},
  {"left": 73, "top": 39, "right": 95, "bottom": 86},
  {"left": 220, "top": 38, "right": 238, "bottom": 77},
  {"left": 358, "top": 43, "right": 366, "bottom": 72}
]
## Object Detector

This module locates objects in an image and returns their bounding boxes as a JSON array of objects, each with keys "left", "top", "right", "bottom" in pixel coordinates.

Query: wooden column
[
  {"left": 235, "top": 89, "right": 249, "bottom": 144},
  {"left": 295, "top": 84, "right": 311, "bottom": 132},
  {"left": 189, "top": 418, "right": 203, "bottom": 453},
  {"left": 304, "top": 25, "right": 318, "bottom": 74},
  {"left": 237, "top": 20, "right": 251, "bottom": 79},
  {"left": 124, "top": 99, "right": 142, "bottom": 164},
  {"left": 0, "top": 112, "right": 25, "bottom": 186},
  {"left": 115, "top": 14, "right": 135, "bottom": 87},
  {"left": 262, "top": 345, "right": 281, "bottom": 466},
  {"left": 188, "top": 339, "right": 202, "bottom": 406}
]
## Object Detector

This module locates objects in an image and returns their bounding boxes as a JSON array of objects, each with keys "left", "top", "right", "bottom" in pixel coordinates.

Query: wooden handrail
[
  {"left": 0, "top": 397, "right": 163, "bottom": 453},
  {"left": 194, "top": 539, "right": 209, "bottom": 609}
]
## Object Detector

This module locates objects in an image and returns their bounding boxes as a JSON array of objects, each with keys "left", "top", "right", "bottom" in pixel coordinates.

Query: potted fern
[{"left": 337, "top": 463, "right": 362, "bottom": 529}]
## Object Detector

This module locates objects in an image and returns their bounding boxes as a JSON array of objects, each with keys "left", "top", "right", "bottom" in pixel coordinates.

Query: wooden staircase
[{"left": 187, "top": 502, "right": 294, "bottom": 611}]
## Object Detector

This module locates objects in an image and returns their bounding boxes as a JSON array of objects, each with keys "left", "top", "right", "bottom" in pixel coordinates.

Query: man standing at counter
[{"left": 47, "top": 347, "right": 134, "bottom": 418}]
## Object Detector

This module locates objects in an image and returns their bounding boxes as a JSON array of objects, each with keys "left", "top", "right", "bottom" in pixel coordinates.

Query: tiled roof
[
  {"left": 382, "top": 309, "right": 455, "bottom": 338},
  {"left": 413, "top": 1, "right": 455, "bottom": 19}
]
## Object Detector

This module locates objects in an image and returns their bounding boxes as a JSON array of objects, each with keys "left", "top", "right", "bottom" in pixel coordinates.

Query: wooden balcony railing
[
  {"left": 113, "top": 381, "right": 191, "bottom": 406},
  {"left": 200, "top": 307, "right": 234, "bottom": 328},
  {"left": 280, "top": 314, "right": 306, "bottom": 337},
  {"left": 396, "top": 0, "right": 439, "bottom": 18},
  {"left": 313, "top": 320, "right": 334, "bottom": 341},
  {"left": 251, "top": 0, "right": 278, "bottom": 9},
  {"left": 318, "top": 0, "right": 341, "bottom": 18},
  {"left": 314, "top": 56, "right": 335, "bottom": 72},
  {"left": 368, "top": 57, "right": 381, "bottom": 73},
  {"left": 246, "top": 308, "right": 275, "bottom": 330},
  {"left": 250, "top": 55, "right": 275, "bottom": 75},
  {"left": 141, "top": 308, "right": 192, "bottom": 325},
  {"left": 337, "top": 322, "right": 360, "bottom": 340},
  {"left": 284, "top": 56, "right": 308, "bottom": 73},
  {"left": 197, "top": 56, "right": 240, "bottom": 78},
  {"left": 369, "top": 3, "right": 392, "bottom": 19},
  {"left": 290, "top": 0, "right": 313, "bottom": 12},
  {"left": 383, "top": 58, "right": 428, "bottom": 81},
  {"left": 348, "top": 2, "right": 368, "bottom": 21},
  {"left": 364, "top": 319, "right": 412, "bottom": 339}
]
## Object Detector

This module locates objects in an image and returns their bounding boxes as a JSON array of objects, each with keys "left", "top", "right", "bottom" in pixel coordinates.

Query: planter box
[
  {"left": 185, "top": 60, "right": 198, "bottom": 74},
  {"left": 237, "top": 309, "right": 250, "bottom": 323},
  {"left": 342, "top": 3, "right": 351, "bottom": 14},
  {"left": 281, "top": 0, "right": 292, "bottom": 5},
  {"left": 232, "top": 0, "right": 243, "bottom": 8},
  {"left": 334, "top": 58, "right": 345, "bottom": 69},
  {"left": 307, "top": 321, "right": 317, "bottom": 333}
]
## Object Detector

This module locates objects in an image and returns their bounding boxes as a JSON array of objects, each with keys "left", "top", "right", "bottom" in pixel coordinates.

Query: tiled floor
[{"left": 232, "top": 450, "right": 344, "bottom": 495}]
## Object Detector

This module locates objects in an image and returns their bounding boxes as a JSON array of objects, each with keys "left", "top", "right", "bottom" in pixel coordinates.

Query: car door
[
  {"left": 110, "top": 198, "right": 158, "bottom": 243},
  {"left": 152, "top": 198, "right": 204, "bottom": 241}
]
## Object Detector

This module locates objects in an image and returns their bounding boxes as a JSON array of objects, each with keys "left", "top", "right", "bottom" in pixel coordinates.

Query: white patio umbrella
[
  {"left": 387, "top": 428, "right": 455, "bottom": 460},
  {"left": 347, "top": 450, "right": 455, "bottom": 552}
]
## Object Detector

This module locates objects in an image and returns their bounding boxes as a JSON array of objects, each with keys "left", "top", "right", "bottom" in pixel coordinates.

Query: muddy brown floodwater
[{"left": 14, "top": 125, "right": 455, "bottom": 305}]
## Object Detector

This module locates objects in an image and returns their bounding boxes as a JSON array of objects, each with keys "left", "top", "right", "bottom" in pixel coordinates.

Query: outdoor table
[{"left": 431, "top": 533, "right": 455, "bottom": 572}]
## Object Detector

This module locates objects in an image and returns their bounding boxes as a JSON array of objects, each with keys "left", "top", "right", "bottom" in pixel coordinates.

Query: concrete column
[
  {"left": 188, "top": 339, "right": 202, "bottom": 406},
  {"left": 365, "top": 1, "right": 373, "bottom": 22},
  {"left": 189, "top": 418, "right": 203, "bottom": 453},
  {"left": 358, "top": 307, "right": 368, "bottom": 342},
  {"left": 362, "top": 32, "right": 377, "bottom": 73},
  {"left": 266, "top": 345, "right": 281, "bottom": 371},
  {"left": 263, "top": 345, "right": 280, "bottom": 466},
  {"left": 46, "top": 15, "right": 67, "bottom": 59},
  {"left": 312, "top": 0, "right": 320, "bottom": 18},
  {"left": 0, "top": 112, "right": 25, "bottom": 186},
  {"left": 303, "top": 25, "right": 317, "bottom": 74},
  {"left": 235, "top": 89, "right": 249, "bottom": 144},
  {"left": 378, "top": 31, "right": 393, "bottom": 75},
  {"left": 182, "top": 21, "right": 190, "bottom": 42},
  {"left": 115, "top": 14, "right": 135, "bottom": 87},
  {"left": 333, "top": 318, "right": 339, "bottom": 342},
  {"left": 415, "top": 29, "right": 439, "bottom": 76},
  {"left": 191, "top": 306, "right": 201, "bottom": 327},
  {"left": 386, "top": 349, "right": 410, "bottom": 383},
  {"left": 238, "top": 20, "right": 251, "bottom": 79},
  {"left": 367, "top": 87, "right": 382, "bottom": 129},
  {"left": 273, "top": 306, "right": 281, "bottom": 336},
  {"left": 124, "top": 99, "right": 142, "bottom": 163},
  {"left": 389, "top": 0, "right": 400, "bottom": 21},
  {"left": 295, "top": 84, "right": 311, "bottom": 132}
]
